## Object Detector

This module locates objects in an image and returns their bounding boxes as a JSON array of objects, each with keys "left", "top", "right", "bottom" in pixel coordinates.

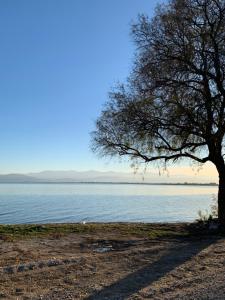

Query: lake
[{"left": 0, "top": 183, "right": 218, "bottom": 224}]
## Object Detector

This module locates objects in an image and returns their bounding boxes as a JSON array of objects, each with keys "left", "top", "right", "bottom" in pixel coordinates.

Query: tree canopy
[{"left": 92, "top": 0, "right": 225, "bottom": 224}]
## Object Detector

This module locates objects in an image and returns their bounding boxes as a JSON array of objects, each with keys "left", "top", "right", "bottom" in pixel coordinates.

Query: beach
[{"left": 0, "top": 223, "right": 224, "bottom": 299}]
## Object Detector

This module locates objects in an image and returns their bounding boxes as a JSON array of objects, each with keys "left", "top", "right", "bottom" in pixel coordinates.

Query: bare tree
[{"left": 92, "top": 0, "right": 225, "bottom": 226}]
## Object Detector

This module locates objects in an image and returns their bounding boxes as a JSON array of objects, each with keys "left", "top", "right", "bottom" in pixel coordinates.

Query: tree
[{"left": 92, "top": 0, "right": 225, "bottom": 226}]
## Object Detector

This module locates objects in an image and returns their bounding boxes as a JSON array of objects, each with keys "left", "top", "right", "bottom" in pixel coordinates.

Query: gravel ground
[{"left": 0, "top": 231, "right": 224, "bottom": 299}]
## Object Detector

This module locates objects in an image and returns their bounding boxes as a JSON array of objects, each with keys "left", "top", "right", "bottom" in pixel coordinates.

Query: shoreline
[
  {"left": 0, "top": 222, "right": 194, "bottom": 240},
  {"left": 0, "top": 181, "right": 218, "bottom": 185},
  {"left": 0, "top": 221, "right": 220, "bottom": 241}
]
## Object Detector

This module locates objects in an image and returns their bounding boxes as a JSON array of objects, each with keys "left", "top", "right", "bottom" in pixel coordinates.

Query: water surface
[{"left": 0, "top": 183, "right": 217, "bottom": 224}]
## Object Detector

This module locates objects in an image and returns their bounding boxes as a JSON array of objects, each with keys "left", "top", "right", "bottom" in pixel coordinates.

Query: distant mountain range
[
  {"left": 0, "top": 174, "right": 39, "bottom": 183},
  {"left": 0, "top": 170, "right": 217, "bottom": 185},
  {"left": 0, "top": 170, "right": 142, "bottom": 183}
]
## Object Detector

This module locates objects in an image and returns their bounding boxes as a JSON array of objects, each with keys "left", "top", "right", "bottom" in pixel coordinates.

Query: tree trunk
[
  {"left": 215, "top": 152, "right": 225, "bottom": 229},
  {"left": 218, "top": 171, "right": 225, "bottom": 228}
]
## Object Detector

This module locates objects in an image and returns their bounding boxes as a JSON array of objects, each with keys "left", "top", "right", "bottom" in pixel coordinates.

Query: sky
[{"left": 0, "top": 0, "right": 218, "bottom": 182}]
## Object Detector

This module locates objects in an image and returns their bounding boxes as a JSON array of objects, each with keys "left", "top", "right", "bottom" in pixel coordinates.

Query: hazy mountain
[
  {"left": 0, "top": 170, "right": 141, "bottom": 183},
  {"left": 0, "top": 169, "right": 217, "bottom": 184},
  {"left": 0, "top": 174, "right": 40, "bottom": 183},
  {"left": 28, "top": 170, "right": 138, "bottom": 182}
]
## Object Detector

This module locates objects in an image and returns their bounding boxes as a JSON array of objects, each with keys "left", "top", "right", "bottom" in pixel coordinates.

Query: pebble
[
  {"left": 0, "top": 257, "right": 80, "bottom": 275},
  {"left": 15, "top": 288, "right": 23, "bottom": 295}
]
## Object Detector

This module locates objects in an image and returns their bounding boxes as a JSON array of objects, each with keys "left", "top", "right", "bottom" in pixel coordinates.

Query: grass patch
[{"left": 0, "top": 223, "right": 193, "bottom": 241}]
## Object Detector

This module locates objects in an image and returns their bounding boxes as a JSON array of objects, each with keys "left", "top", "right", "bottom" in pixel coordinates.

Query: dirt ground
[{"left": 0, "top": 226, "right": 224, "bottom": 299}]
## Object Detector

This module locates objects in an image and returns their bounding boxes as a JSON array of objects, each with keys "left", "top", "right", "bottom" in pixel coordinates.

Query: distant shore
[{"left": 0, "top": 181, "right": 218, "bottom": 185}]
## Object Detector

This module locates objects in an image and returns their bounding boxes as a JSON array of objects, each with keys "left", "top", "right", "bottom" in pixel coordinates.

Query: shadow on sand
[{"left": 85, "top": 237, "right": 218, "bottom": 300}]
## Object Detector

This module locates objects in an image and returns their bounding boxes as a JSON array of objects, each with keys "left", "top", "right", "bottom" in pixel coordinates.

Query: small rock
[
  {"left": 17, "top": 264, "right": 25, "bottom": 272},
  {"left": 94, "top": 246, "right": 113, "bottom": 253},
  {"left": 47, "top": 259, "right": 61, "bottom": 267},
  {"left": 3, "top": 266, "right": 15, "bottom": 274},
  {"left": 0, "top": 292, "right": 6, "bottom": 298},
  {"left": 28, "top": 263, "right": 35, "bottom": 270},
  {"left": 63, "top": 259, "right": 70, "bottom": 264},
  {"left": 15, "top": 288, "right": 23, "bottom": 295},
  {"left": 38, "top": 261, "right": 45, "bottom": 268}
]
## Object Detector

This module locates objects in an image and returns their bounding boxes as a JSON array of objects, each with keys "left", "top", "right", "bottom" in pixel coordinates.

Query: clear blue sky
[{"left": 0, "top": 0, "right": 163, "bottom": 173}]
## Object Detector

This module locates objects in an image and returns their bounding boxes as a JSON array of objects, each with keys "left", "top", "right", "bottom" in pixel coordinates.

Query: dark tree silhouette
[{"left": 92, "top": 0, "right": 225, "bottom": 226}]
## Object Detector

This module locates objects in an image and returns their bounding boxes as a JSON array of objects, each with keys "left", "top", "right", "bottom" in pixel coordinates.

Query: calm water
[{"left": 0, "top": 183, "right": 218, "bottom": 224}]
